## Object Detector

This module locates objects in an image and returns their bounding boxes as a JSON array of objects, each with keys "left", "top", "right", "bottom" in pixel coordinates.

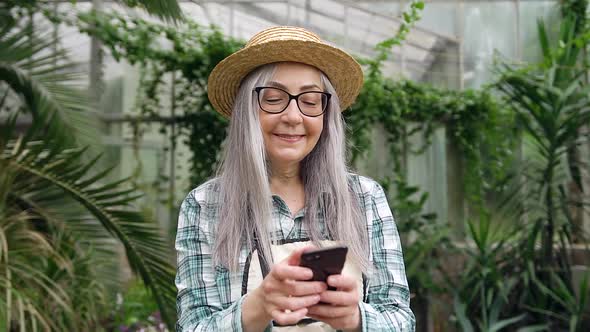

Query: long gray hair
[{"left": 213, "top": 63, "right": 369, "bottom": 273}]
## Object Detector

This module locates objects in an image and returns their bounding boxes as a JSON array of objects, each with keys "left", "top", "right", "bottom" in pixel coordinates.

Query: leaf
[
  {"left": 516, "top": 324, "right": 549, "bottom": 332},
  {"left": 453, "top": 295, "right": 475, "bottom": 332},
  {"left": 0, "top": 19, "right": 99, "bottom": 148},
  {"left": 537, "top": 20, "right": 552, "bottom": 65},
  {"left": 488, "top": 314, "right": 526, "bottom": 332},
  {"left": 132, "top": 0, "right": 184, "bottom": 22}
]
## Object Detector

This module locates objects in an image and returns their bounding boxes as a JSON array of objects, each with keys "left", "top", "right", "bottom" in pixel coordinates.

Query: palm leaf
[
  {"left": 1, "top": 4, "right": 179, "bottom": 330},
  {"left": 131, "top": 0, "right": 184, "bottom": 21},
  {"left": 0, "top": 204, "right": 72, "bottom": 330},
  {"left": 3, "top": 140, "right": 177, "bottom": 328},
  {"left": 0, "top": 19, "right": 99, "bottom": 148}
]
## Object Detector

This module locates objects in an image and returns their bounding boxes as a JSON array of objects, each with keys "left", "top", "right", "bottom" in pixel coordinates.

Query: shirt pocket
[{"left": 214, "top": 265, "right": 233, "bottom": 308}]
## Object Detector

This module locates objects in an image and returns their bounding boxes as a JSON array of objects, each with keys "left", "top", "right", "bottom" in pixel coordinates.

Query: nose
[{"left": 281, "top": 98, "right": 303, "bottom": 124}]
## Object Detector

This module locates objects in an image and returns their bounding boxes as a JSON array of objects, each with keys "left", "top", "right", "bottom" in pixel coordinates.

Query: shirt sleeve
[
  {"left": 358, "top": 182, "right": 416, "bottom": 332},
  {"left": 175, "top": 192, "right": 246, "bottom": 332}
]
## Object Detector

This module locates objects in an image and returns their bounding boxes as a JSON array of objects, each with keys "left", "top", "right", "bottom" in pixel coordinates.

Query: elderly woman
[{"left": 175, "top": 26, "right": 415, "bottom": 331}]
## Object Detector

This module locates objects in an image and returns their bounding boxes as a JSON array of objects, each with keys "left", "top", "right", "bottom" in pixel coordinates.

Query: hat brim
[{"left": 208, "top": 39, "right": 364, "bottom": 118}]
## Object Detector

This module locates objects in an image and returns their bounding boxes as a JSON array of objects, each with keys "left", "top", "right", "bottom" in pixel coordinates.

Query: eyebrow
[{"left": 267, "top": 81, "right": 323, "bottom": 92}]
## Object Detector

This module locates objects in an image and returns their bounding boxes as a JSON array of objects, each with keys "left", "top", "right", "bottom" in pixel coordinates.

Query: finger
[
  {"left": 284, "top": 279, "right": 327, "bottom": 296},
  {"left": 271, "top": 294, "right": 321, "bottom": 311},
  {"left": 285, "top": 245, "right": 318, "bottom": 266},
  {"left": 319, "top": 289, "right": 358, "bottom": 306},
  {"left": 327, "top": 274, "right": 357, "bottom": 291},
  {"left": 307, "top": 304, "right": 352, "bottom": 318},
  {"left": 272, "top": 264, "right": 314, "bottom": 281},
  {"left": 271, "top": 307, "right": 308, "bottom": 326}
]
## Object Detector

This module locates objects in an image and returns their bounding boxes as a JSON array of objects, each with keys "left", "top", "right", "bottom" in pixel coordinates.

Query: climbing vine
[
  {"left": 50, "top": 2, "right": 523, "bottom": 302},
  {"left": 66, "top": 3, "right": 517, "bottom": 211},
  {"left": 347, "top": 77, "right": 518, "bottom": 207},
  {"left": 71, "top": 11, "right": 241, "bottom": 189}
]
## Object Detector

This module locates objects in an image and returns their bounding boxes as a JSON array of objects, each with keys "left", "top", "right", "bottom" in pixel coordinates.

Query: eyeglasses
[{"left": 253, "top": 87, "right": 331, "bottom": 117}]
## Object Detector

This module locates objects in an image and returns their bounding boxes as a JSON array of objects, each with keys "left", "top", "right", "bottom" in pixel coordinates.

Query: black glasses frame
[{"left": 253, "top": 86, "right": 331, "bottom": 117}]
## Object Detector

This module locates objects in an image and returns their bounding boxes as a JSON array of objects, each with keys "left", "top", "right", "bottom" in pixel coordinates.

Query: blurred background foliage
[{"left": 1, "top": 0, "right": 590, "bottom": 331}]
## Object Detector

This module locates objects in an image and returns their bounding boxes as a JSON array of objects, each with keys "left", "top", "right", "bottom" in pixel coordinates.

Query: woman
[{"left": 175, "top": 26, "right": 415, "bottom": 331}]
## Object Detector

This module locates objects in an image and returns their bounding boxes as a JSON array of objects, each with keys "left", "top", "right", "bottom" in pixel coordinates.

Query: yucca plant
[
  {"left": 526, "top": 267, "right": 590, "bottom": 331},
  {"left": 0, "top": 3, "right": 178, "bottom": 330},
  {"left": 451, "top": 211, "right": 529, "bottom": 330},
  {"left": 496, "top": 16, "right": 590, "bottom": 273},
  {"left": 453, "top": 281, "right": 529, "bottom": 332},
  {"left": 453, "top": 16, "right": 590, "bottom": 331},
  {"left": 493, "top": 16, "right": 590, "bottom": 328}
]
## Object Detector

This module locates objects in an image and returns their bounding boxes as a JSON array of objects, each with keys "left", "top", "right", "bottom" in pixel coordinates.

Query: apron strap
[
  {"left": 254, "top": 230, "right": 271, "bottom": 278},
  {"left": 241, "top": 230, "right": 271, "bottom": 297}
]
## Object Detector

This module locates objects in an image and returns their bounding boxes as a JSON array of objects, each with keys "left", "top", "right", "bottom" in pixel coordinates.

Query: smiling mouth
[{"left": 274, "top": 134, "right": 305, "bottom": 142}]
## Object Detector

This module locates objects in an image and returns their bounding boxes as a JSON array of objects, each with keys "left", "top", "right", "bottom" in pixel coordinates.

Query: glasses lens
[
  {"left": 298, "top": 92, "right": 327, "bottom": 116},
  {"left": 258, "top": 88, "right": 288, "bottom": 113}
]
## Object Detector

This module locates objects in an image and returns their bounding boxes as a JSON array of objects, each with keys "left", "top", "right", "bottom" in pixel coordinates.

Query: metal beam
[
  {"left": 339, "top": 0, "right": 458, "bottom": 43},
  {"left": 238, "top": 2, "right": 446, "bottom": 55},
  {"left": 232, "top": 2, "right": 444, "bottom": 81},
  {"left": 49, "top": 0, "right": 458, "bottom": 44},
  {"left": 232, "top": 3, "right": 371, "bottom": 57}
]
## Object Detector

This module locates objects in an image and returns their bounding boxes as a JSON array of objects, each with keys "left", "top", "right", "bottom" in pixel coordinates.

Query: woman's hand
[
  {"left": 306, "top": 274, "right": 362, "bottom": 332},
  {"left": 242, "top": 247, "right": 327, "bottom": 330}
]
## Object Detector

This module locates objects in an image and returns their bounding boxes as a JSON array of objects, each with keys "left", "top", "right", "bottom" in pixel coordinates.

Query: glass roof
[
  {"left": 52, "top": 0, "right": 460, "bottom": 82},
  {"left": 182, "top": 0, "right": 459, "bottom": 81}
]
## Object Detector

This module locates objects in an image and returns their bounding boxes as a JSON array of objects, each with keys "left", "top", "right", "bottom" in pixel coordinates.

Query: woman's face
[{"left": 258, "top": 62, "right": 325, "bottom": 168}]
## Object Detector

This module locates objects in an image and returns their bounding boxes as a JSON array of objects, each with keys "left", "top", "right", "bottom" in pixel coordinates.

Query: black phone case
[{"left": 299, "top": 246, "right": 348, "bottom": 285}]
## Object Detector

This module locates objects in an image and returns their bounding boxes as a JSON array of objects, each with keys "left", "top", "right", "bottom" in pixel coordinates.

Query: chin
[{"left": 269, "top": 152, "right": 306, "bottom": 164}]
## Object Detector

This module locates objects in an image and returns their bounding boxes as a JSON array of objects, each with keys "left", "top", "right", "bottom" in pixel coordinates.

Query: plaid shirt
[{"left": 175, "top": 174, "right": 415, "bottom": 331}]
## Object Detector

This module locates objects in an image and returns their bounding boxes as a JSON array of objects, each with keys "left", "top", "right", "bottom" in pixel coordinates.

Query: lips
[{"left": 274, "top": 134, "right": 305, "bottom": 142}]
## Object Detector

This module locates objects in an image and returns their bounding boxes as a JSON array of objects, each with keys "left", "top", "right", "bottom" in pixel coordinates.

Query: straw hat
[{"left": 207, "top": 26, "right": 364, "bottom": 118}]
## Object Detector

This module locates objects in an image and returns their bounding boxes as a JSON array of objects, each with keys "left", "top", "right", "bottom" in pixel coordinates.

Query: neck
[{"left": 269, "top": 162, "right": 302, "bottom": 191}]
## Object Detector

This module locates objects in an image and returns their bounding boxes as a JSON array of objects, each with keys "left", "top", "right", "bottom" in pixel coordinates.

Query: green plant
[
  {"left": 1, "top": 125, "right": 177, "bottom": 331},
  {"left": 560, "top": 0, "right": 588, "bottom": 35},
  {"left": 380, "top": 176, "right": 449, "bottom": 295},
  {"left": 111, "top": 279, "right": 163, "bottom": 330},
  {"left": 62, "top": 10, "right": 242, "bottom": 194},
  {"left": 526, "top": 269, "right": 590, "bottom": 331},
  {"left": 349, "top": 0, "right": 517, "bottom": 206},
  {"left": 445, "top": 13, "right": 590, "bottom": 331},
  {"left": 359, "top": 0, "right": 425, "bottom": 74},
  {"left": 7, "top": 0, "right": 183, "bottom": 22},
  {"left": 453, "top": 285, "right": 529, "bottom": 332},
  {"left": 347, "top": 75, "right": 518, "bottom": 211},
  {"left": 119, "top": 0, "right": 182, "bottom": 21},
  {"left": 0, "top": 163, "right": 111, "bottom": 331},
  {"left": 496, "top": 17, "right": 590, "bottom": 274},
  {"left": 0, "top": 5, "right": 177, "bottom": 330},
  {"left": 455, "top": 15, "right": 590, "bottom": 330},
  {"left": 451, "top": 212, "right": 526, "bottom": 330}
]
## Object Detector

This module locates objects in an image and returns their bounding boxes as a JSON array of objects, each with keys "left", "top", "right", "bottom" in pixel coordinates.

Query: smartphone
[{"left": 299, "top": 246, "right": 348, "bottom": 289}]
